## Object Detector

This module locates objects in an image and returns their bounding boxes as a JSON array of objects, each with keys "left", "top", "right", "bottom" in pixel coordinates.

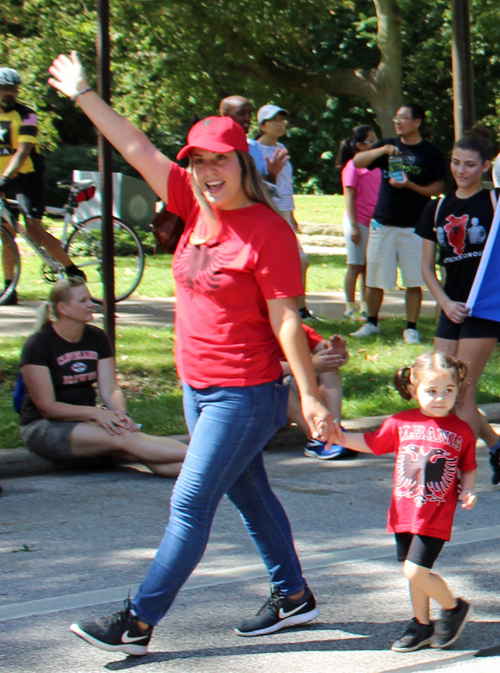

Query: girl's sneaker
[
  {"left": 431, "top": 598, "right": 472, "bottom": 649},
  {"left": 304, "top": 439, "right": 358, "bottom": 460},
  {"left": 391, "top": 618, "right": 434, "bottom": 652}
]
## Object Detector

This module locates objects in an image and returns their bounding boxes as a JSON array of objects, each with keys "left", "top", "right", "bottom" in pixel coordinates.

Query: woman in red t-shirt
[
  {"left": 331, "top": 352, "right": 476, "bottom": 653},
  {"left": 48, "top": 52, "right": 335, "bottom": 656}
]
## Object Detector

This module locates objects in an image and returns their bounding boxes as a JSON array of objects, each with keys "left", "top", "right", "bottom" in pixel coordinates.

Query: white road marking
[{"left": 1, "top": 525, "right": 499, "bottom": 622}]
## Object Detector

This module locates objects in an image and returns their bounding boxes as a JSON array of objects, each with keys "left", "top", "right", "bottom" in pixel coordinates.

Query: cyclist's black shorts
[{"left": 5, "top": 170, "right": 45, "bottom": 220}]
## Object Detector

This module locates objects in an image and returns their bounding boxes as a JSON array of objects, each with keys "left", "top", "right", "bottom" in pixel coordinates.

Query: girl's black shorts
[
  {"left": 395, "top": 532, "right": 445, "bottom": 569},
  {"left": 436, "top": 311, "right": 500, "bottom": 341}
]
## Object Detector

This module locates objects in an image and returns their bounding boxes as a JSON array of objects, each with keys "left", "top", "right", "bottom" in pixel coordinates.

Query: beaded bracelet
[{"left": 71, "top": 87, "right": 93, "bottom": 102}]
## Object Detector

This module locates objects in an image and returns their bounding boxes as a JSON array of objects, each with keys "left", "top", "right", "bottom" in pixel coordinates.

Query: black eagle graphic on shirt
[{"left": 395, "top": 444, "right": 457, "bottom": 508}]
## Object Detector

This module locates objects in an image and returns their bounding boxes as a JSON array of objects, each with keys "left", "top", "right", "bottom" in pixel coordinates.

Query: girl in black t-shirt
[
  {"left": 20, "top": 277, "right": 187, "bottom": 477},
  {"left": 418, "top": 127, "right": 500, "bottom": 483}
]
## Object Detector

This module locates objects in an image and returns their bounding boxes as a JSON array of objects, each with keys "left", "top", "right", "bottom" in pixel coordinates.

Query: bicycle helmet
[{"left": 0, "top": 68, "right": 22, "bottom": 86}]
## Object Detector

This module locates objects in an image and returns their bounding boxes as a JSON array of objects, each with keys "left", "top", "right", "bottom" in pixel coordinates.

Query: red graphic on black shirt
[
  {"left": 443, "top": 214, "right": 469, "bottom": 255},
  {"left": 395, "top": 444, "right": 457, "bottom": 507}
]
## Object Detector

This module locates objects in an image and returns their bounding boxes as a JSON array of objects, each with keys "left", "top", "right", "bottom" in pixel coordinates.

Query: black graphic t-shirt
[
  {"left": 19, "top": 324, "right": 113, "bottom": 425},
  {"left": 417, "top": 189, "right": 498, "bottom": 302},
  {"left": 368, "top": 137, "right": 447, "bottom": 227}
]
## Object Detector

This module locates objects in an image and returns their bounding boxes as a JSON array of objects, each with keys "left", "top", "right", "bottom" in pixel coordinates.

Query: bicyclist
[{"left": 0, "top": 67, "right": 85, "bottom": 304}]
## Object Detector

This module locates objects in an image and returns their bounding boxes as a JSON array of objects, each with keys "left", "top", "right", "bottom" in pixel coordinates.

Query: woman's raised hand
[{"left": 48, "top": 51, "right": 90, "bottom": 99}]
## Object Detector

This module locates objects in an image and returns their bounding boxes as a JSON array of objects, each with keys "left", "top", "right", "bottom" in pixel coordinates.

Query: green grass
[
  {"left": 3, "top": 318, "right": 500, "bottom": 449},
  {"left": 294, "top": 194, "right": 344, "bottom": 224},
  {"left": 13, "top": 252, "right": 344, "bottom": 302}
]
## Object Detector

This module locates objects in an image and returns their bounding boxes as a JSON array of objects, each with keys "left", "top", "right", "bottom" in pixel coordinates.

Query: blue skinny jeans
[{"left": 132, "top": 379, "right": 306, "bottom": 625}]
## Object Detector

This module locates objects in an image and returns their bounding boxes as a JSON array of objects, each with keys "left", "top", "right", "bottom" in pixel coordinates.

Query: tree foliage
[{"left": 2, "top": 0, "right": 500, "bottom": 196}]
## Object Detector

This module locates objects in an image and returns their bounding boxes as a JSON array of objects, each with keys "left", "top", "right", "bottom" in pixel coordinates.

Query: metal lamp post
[{"left": 96, "top": 0, "right": 115, "bottom": 349}]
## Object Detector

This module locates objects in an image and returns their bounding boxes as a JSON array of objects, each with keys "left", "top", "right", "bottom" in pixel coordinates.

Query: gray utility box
[{"left": 72, "top": 171, "right": 157, "bottom": 232}]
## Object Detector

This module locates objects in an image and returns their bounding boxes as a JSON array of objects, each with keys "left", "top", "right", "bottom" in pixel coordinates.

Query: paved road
[
  {"left": 1, "top": 290, "right": 438, "bottom": 337},
  {"left": 1, "top": 444, "right": 499, "bottom": 672}
]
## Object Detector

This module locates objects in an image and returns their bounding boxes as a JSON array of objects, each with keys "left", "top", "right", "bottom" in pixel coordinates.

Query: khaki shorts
[
  {"left": 366, "top": 221, "right": 424, "bottom": 289},
  {"left": 21, "top": 418, "right": 115, "bottom": 466}
]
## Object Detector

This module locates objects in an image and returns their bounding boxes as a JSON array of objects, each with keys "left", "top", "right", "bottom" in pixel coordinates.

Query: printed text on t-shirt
[
  {"left": 398, "top": 424, "right": 463, "bottom": 450},
  {"left": 56, "top": 351, "right": 98, "bottom": 366}
]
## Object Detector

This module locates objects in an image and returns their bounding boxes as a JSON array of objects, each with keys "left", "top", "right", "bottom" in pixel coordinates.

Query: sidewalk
[{"left": 1, "top": 289, "right": 437, "bottom": 336}]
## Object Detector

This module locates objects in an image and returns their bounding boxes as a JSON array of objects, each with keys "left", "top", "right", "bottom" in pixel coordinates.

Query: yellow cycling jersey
[{"left": 0, "top": 101, "right": 39, "bottom": 174}]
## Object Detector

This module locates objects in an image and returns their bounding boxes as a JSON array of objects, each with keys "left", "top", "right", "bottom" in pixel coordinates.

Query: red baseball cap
[{"left": 177, "top": 116, "right": 249, "bottom": 160}]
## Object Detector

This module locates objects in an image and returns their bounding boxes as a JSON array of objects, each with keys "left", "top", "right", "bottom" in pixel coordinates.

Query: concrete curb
[{"left": 3, "top": 403, "right": 500, "bottom": 479}]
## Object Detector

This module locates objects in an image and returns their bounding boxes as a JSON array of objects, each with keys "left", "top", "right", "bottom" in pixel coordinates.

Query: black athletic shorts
[
  {"left": 436, "top": 310, "right": 500, "bottom": 341},
  {"left": 4, "top": 171, "right": 45, "bottom": 220},
  {"left": 395, "top": 532, "right": 445, "bottom": 569}
]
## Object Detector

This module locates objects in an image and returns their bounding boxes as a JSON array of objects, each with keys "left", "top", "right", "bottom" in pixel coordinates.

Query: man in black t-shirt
[{"left": 350, "top": 103, "right": 446, "bottom": 344}]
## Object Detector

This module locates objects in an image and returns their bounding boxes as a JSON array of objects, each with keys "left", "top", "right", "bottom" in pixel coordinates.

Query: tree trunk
[
  {"left": 254, "top": 0, "right": 404, "bottom": 136},
  {"left": 370, "top": 0, "right": 403, "bottom": 135}
]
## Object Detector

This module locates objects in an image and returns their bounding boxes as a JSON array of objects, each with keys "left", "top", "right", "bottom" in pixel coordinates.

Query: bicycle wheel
[
  {"left": 65, "top": 217, "right": 145, "bottom": 303},
  {"left": 0, "top": 225, "right": 21, "bottom": 306}
]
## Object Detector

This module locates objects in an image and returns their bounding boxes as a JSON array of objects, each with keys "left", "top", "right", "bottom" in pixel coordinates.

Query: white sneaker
[
  {"left": 351, "top": 322, "right": 381, "bottom": 338},
  {"left": 344, "top": 308, "right": 358, "bottom": 320},
  {"left": 403, "top": 328, "right": 420, "bottom": 344}
]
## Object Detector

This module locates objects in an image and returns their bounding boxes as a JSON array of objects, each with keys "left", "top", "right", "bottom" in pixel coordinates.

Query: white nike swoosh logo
[
  {"left": 121, "top": 631, "right": 146, "bottom": 643},
  {"left": 278, "top": 602, "right": 307, "bottom": 619}
]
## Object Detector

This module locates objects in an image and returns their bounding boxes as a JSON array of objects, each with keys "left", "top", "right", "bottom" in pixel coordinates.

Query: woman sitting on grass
[{"left": 19, "top": 277, "right": 186, "bottom": 477}]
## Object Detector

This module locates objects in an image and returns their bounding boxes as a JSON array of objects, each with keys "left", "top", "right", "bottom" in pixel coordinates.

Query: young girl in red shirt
[{"left": 330, "top": 352, "right": 477, "bottom": 653}]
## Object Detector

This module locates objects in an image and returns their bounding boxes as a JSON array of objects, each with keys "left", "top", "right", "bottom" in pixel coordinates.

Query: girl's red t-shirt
[
  {"left": 364, "top": 408, "right": 476, "bottom": 540},
  {"left": 168, "top": 163, "right": 303, "bottom": 388}
]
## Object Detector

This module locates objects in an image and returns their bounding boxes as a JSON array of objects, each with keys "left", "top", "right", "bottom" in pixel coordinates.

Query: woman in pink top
[{"left": 336, "top": 125, "right": 381, "bottom": 320}]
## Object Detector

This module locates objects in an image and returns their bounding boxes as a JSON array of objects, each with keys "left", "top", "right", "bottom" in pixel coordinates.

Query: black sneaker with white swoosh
[
  {"left": 70, "top": 600, "right": 153, "bottom": 655},
  {"left": 234, "top": 585, "right": 319, "bottom": 636}
]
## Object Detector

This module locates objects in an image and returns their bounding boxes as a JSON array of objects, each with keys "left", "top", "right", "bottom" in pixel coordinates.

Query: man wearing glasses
[{"left": 350, "top": 103, "right": 446, "bottom": 344}]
